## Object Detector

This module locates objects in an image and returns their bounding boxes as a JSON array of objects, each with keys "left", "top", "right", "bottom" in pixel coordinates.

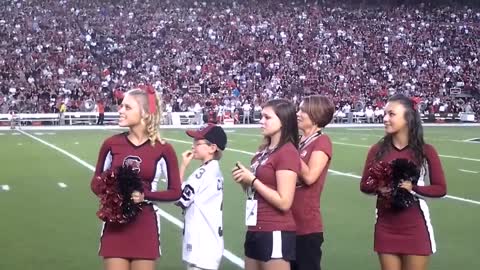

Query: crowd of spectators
[{"left": 1, "top": 0, "right": 479, "bottom": 121}]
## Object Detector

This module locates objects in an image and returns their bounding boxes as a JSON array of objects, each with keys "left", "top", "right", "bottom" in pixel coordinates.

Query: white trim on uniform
[
  {"left": 98, "top": 222, "right": 106, "bottom": 253},
  {"left": 152, "top": 158, "right": 167, "bottom": 191},
  {"left": 416, "top": 161, "right": 437, "bottom": 254},
  {"left": 152, "top": 204, "right": 163, "bottom": 256},
  {"left": 418, "top": 199, "right": 436, "bottom": 253},
  {"left": 412, "top": 161, "right": 431, "bottom": 200},
  {"left": 103, "top": 151, "right": 112, "bottom": 171},
  {"left": 98, "top": 151, "right": 111, "bottom": 255}
]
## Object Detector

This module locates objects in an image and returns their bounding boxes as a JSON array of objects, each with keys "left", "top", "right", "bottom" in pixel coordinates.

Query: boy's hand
[{"left": 182, "top": 150, "right": 194, "bottom": 167}]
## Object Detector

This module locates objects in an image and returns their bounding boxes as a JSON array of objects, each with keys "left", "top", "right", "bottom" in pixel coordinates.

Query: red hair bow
[
  {"left": 140, "top": 85, "right": 157, "bottom": 114},
  {"left": 411, "top": 97, "right": 420, "bottom": 110}
]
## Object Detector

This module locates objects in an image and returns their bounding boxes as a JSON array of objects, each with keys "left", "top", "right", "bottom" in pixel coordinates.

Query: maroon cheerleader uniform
[
  {"left": 91, "top": 133, "right": 182, "bottom": 259},
  {"left": 360, "top": 143, "right": 447, "bottom": 255}
]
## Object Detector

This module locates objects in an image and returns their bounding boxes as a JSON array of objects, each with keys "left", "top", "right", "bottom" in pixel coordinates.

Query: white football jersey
[{"left": 176, "top": 160, "right": 224, "bottom": 270}]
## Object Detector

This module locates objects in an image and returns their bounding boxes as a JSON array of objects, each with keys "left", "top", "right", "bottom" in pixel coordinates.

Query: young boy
[{"left": 175, "top": 124, "right": 227, "bottom": 270}]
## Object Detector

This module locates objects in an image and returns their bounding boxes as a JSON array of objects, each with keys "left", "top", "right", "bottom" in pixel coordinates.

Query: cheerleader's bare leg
[
  {"left": 131, "top": 259, "right": 155, "bottom": 270},
  {"left": 378, "top": 253, "right": 402, "bottom": 270},
  {"left": 104, "top": 258, "right": 129, "bottom": 270},
  {"left": 401, "top": 255, "right": 429, "bottom": 270}
]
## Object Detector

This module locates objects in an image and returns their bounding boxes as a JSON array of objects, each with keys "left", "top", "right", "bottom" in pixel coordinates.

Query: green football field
[{"left": 0, "top": 126, "right": 479, "bottom": 270}]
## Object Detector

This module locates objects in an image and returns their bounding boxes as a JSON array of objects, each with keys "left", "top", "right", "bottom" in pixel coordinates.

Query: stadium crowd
[{"left": 0, "top": 0, "right": 479, "bottom": 121}]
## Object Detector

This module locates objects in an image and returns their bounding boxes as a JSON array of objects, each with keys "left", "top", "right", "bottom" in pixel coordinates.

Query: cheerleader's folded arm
[
  {"left": 360, "top": 145, "right": 379, "bottom": 195},
  {"left": 91, "top": 175, "right": 104, "bottom": 197},
  {"left": 144, "top": 144, "right": 182, "bottom": 201},
  {"left": 91, "top": 140, "right": 112, "bottom": 197},
  {"left": 411, "top": 145, "right": 447, "bottom": 198}
]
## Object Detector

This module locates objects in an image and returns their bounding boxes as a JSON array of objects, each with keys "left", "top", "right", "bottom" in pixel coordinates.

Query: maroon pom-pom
[
  {"left": 96, "top": 166, "right": 144, "bottom": 224},
  {"left": 366, "top": 161, "right": 394, "bottom": 209}
]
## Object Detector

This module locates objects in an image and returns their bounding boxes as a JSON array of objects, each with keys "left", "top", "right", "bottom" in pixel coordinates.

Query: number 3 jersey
[{"left": 176, "top": 160, "right": 224, "bottom": 270}]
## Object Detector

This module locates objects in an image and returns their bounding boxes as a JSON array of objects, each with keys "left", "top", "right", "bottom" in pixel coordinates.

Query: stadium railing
[
  {"left": 0, "top": 112, "right": 197, "bottom": 127},
  {"left": 0, "top": 112, "right": 477, "bottom": 128}
]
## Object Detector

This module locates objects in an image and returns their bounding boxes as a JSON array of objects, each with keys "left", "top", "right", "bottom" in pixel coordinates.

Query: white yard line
[
  {"left": 233, "top": 132, "right": 480, "bottom": 162},
  {"left": 165, "top": 138, "right": 480, "bottom": 206},
  {"left": 326, "top": 131, "right": 480, "bottom": 144},
  {"left": 452, "top": 140, "right": 480, "bottom": 144},
  {"left": 332, "top": 142, "right": 369, "bottom": 148},
  {"left": 18, "top": 130, "right": 245, "bottom": 269},
  {"left": 438, "top": 154, "right": 480, "bottom": 162},
  {"left": 442, "top": 195, "right": 480, "bottom": 205},
  {"left": 331, "top": 142, "right": 480, "bottom": 162},
  {"left": 326, "top": 131, "right": 381, "bottom": 138},
  {"left": 346, "top": 128, "right": 379, "bottom": 131},
  {"left": 228, "top": 132, "right": 259, "bottom": 137},
  {"left": 458, "top": 169, "right": 479, "bottom": 174}
]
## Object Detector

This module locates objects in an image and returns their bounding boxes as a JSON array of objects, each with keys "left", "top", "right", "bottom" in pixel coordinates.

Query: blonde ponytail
[
  {"left": 144, "top": 92, "right": 164, "bottom": 146},
  {"left": 125, "top": 88, "right": 164, "bottom": 146}
]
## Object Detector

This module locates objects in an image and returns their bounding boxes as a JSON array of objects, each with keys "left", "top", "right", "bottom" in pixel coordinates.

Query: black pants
[
  {"left": 97, "top": 113, "right": 104, "bottom": 125},
  {"left": 291, "top": 232, "right": 324, "bottom": 270}
]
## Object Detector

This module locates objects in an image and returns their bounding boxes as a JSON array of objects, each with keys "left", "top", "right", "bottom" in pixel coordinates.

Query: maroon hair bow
[
  {"left": 411, "top": 97, "right": 419, "bottom": 110},
  {"left": 140, "top": 85, "right": 157, "bottom": 114}
]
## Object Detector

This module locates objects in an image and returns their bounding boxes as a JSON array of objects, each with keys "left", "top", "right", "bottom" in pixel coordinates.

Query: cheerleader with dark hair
[{"left": 360, "top": 94, "right": 447, "bottom": 270}]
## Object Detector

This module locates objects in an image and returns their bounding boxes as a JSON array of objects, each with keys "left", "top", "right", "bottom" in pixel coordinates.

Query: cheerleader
[
  {"left": 91, "top": 86, "right": 182, "bottom": 270},
  {"left": 360, "top": 94, "right": 447, "bottom": 270}
]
